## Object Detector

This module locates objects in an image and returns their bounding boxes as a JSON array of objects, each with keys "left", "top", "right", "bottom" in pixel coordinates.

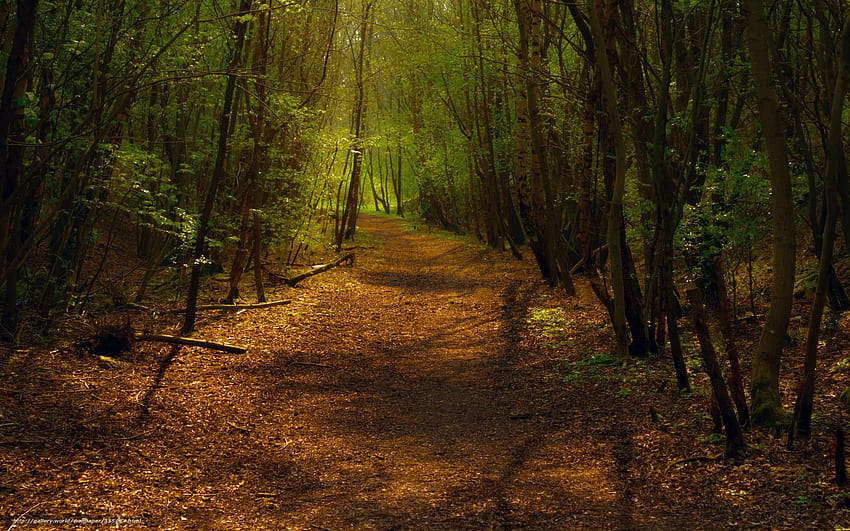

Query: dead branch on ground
[
  {"left": 134, "top": 333, "right": 247, "bottom": 354},
  {"left": 170, "top": 299, "right": 292, "bottom": 313},
  {"left": 279, "top": 253, "right": 355, "bottom": 287}
]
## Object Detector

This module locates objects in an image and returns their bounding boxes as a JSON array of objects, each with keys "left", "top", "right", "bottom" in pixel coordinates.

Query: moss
[{"left": 750, "top": 376, "right": 782, "bottom": 428}]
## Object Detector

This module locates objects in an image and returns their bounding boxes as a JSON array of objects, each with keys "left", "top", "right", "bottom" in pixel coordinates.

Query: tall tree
[
  {"left": 742, "top": 0, "right": 798, "bottom": 427},
  {"left": 514, "top": 0, "right": 575, "bottom": 294},
  {"left": 585, "top": 0, "right": 628, "bottom": 359},
  {"left": 791, "top": 13, "right": 850, "bottom": 441},
  {"left": 0, "top": 0, "right": 38, "bottom": 337},
  {"left": 336, "top": 0, "right": 374, "bottom": 249},
  {"left": 182, "top": 0, "right": 253, "bottom": 335}
]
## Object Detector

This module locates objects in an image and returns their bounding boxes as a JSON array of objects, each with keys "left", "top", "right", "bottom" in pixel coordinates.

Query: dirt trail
[
  {"left": 242, "top": 214, "right": 633, "bottom": 529},
  {"left": 4, "top": 214, "right": 783, "bottom": 530}
]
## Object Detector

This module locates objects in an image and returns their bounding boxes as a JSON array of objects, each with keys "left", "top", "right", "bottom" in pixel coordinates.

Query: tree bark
[
  {"left": 586, "top": 0, "right": 628, "bottom": 359},
  {"left": 837, "top": 426, "right": 848, "bottom": 486},
  {"left": 251, "top": 210, "right": 267, "bottom": 303},
  {"left": 0, "top": 0, "right": 38, "bottom": 338},
  {"left": 742, "top": 0, "right": 797, "bottom": 427},
  {"left": 135, "top": 333, "right": 246, "bottom": 354},
  {"left": 336, "top": 1, "right": 373, "bottom": 249},
  {"left": 713, "top": 255, "right": 750, "bottom": 427},
  {"left": 687, "top": 288, "right": 745, "bottom": 458}
]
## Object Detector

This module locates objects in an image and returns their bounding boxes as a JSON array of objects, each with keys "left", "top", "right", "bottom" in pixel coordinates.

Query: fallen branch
[
  {"left": 664, "top": 454, "right": 723, "bottom": 475},
  {"left": 290, "top": 361, "right": 334, "bottom": 368},
  {"left": 284, "top": 253, "right": 355, "bottom": 287},
  {"left": 170, "top": 300, "right": 291, "bottom": 313},
  {"left": 134, "top": 333, "right": 247, "bottom": 354}
]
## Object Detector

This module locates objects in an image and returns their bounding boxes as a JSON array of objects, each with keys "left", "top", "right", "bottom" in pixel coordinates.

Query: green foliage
[
  {"left": 583, "top": 353, "right": 620, "bottom": 366},
  {"left": 832, "top": 358, "right": 850, "bottom": 375},
  {"left": 682, "top": 130, "right": 769, "bottom": 256},
  {"left": 558, "top": 350, "right": 621, "bottom": 383},
  {"left": 839, "top": 388, "right": 850, "bottom": 408},
  {"left": 795, "top": 260, "right": 823, "bottom": 299},
  {"left": 526, "top": 307, "right": 567, "bottom": 336},
  {"left": 111, "top": 144, "right": 196, "bottom": 249},
  {"left": 700, "top": 432, "right": 724, "bottom": 444}
]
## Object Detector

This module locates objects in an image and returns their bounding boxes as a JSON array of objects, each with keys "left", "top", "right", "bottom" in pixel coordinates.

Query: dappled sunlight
[{"left": 3, "top": 214, "right": 846, "bottom": 529}]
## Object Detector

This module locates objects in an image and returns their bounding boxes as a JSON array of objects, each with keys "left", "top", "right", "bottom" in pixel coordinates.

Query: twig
[
  {"left": 664, "top": 454, "right": 722, "bottom": 475},
  {"left": 227, "top": 421, "right": 251, "bottom": 433},
  {"left": 291, "top": 362, "right": 333, "bottom": 368}
]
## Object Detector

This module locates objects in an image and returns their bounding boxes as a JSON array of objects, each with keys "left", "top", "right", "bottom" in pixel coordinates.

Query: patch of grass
[
  {"left": 582, "top": 353, "right": 618, "bottom": 366},
  {"left": 832, "top": 357, "right": 850, "bottom": 374},
  {"left": 558, "top": 350, "right": 621, "bottom": 385},
  {"left": 700, "top": 432, "right": 724, "bottom": 444},
  {"left": 527, "top": 307, "right": 567, "bottom": 335}
]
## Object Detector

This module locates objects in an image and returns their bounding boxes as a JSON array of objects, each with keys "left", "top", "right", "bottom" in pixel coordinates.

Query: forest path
[
  {"left": 2, "top": 214, "right": 694, "bottom": 530},
  {"left": 231, "top": 213, "right": 636, "bottom": 529},
  {"left": 3, "top": 214, "right": 846, "bottom": 529}
]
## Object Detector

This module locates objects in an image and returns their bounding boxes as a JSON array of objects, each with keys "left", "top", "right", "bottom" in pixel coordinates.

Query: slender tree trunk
[
  {"left": 713, "top": 255, "right": 750, "bottom": 427},
  {"left": 182, "top": 0, "right": 252, "bottom": 335},
  {"left": 393, "top": 139, "right": 403, "bottom": 216},
  {"left": 336, "top": 1, "right": 372, "bottom": 248},
  {"left": 514, "top": 0, "right": 547, "bottom": 277},
  {"left": 252, "top": 210, "right": 266, "bottom": 303},
  {"left": 688, "top": 288, "right": 745, "bottom": 458},
  {"left": 790, "top": 14, "right": 850, "bottom": 440},
  {"left": 587, "top": 0, "right": 628, "bottom": 359},
  {"left": 742, "top": 0, "right": 797, "bottom": 427},
  {"left": 837, "top": 426, "right": 848, "bottom": 486},
  {"left": 225, "top": 4, "right": 273, "bottom": 304}
]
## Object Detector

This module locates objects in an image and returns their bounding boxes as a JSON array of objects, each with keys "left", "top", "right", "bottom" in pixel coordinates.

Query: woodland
[{"left": 3, "top": 0, "right": 850, "bottom": 528}]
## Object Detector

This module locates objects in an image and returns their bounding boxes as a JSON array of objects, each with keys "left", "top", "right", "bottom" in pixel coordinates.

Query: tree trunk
[
  {"left": 587, "top": 0, "right": 629, "bottom": 359},
  {"left": 182, "top": 0, "right": 252, "bottom": 335},
  {"left": 688, "top": 288, "right": 745, "bottom": 458},
  {"left": 742, "top": 0, "right": 798, "bottom": 427},
  {"left": 790, "top": 14, "right": 850, "bottom": 440},
  {"left": 393, "top": 139, "right": 403, "bottom": 216},
  {"left": 0, "top": 0, "right": 38, "bottom": 338},
  {"left": 252, "top": 210, "right": 266, "bottom": 303},
  {"left": 336, "top": 1, "right": 372, "bottom": 249},
  {"left": 837, "top": 426, "right": 848, "bottom": 486},
  {"left": 713, "top": 255, "right": 750, "bottom": 427}
]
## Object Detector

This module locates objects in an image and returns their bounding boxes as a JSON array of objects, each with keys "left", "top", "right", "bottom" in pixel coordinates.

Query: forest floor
[{"left": 3, "top": 214, "right": 850, "bottom": 529}]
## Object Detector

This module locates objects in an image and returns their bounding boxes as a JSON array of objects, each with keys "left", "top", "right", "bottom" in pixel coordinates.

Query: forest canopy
[{"left": 1, "top": 0, "right": 850, "bottom": 446}]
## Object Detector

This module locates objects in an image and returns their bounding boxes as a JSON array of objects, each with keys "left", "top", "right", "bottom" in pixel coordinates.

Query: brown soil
[{"left": 2, "top": 214, "right": 850, "bottom": 529}]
